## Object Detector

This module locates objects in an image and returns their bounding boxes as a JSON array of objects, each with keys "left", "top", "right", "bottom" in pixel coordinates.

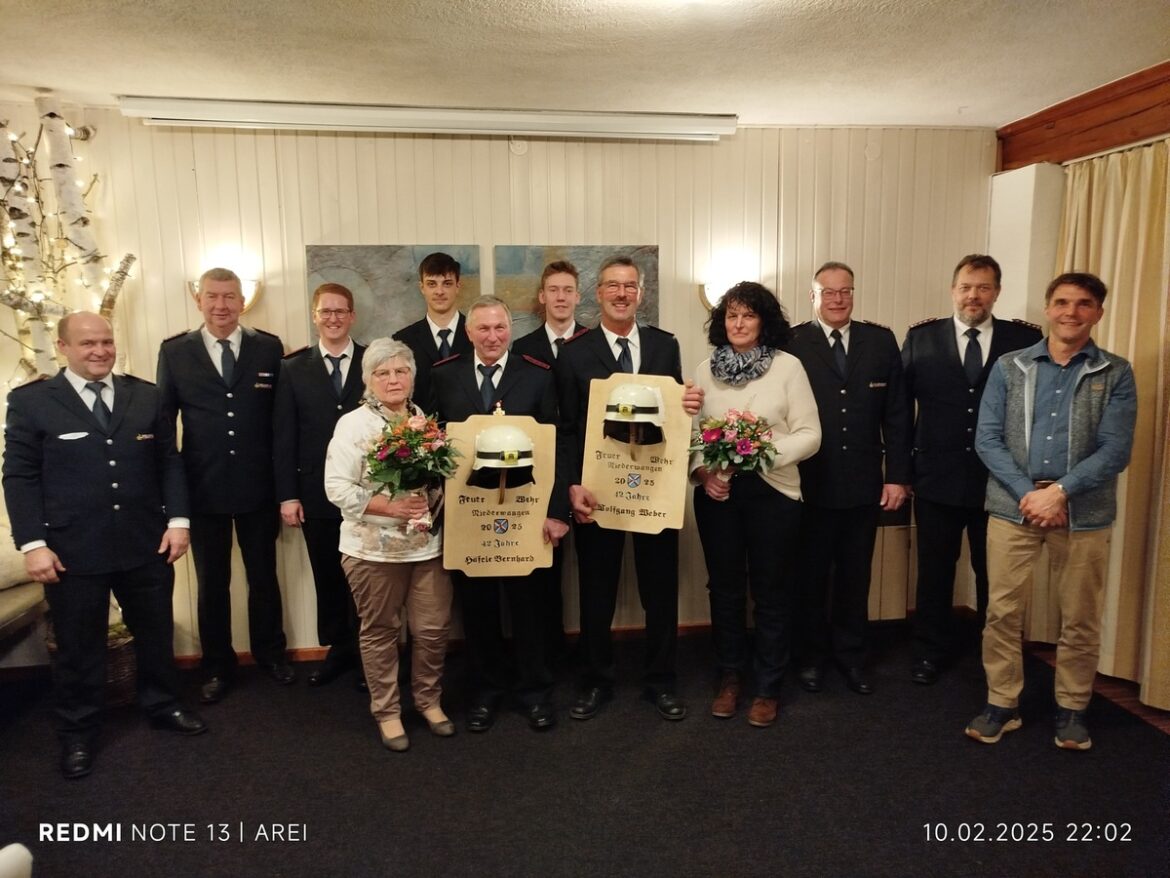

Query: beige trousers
[
  {"left": 341, "top": 555, "right": 452, "bottom": 721},
  {"left": 983, "top": 516, "right": 1112, "bottom": 711}
]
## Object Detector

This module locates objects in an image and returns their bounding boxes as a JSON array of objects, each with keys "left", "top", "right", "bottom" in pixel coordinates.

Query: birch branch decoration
[{"left": 0, "top": 97, "right": 136, "bottom": 387}]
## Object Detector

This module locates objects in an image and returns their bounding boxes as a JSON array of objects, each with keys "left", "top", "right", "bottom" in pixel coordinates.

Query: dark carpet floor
[{"left": 2, "top": 624, "right": 1168, "bottom": 878}]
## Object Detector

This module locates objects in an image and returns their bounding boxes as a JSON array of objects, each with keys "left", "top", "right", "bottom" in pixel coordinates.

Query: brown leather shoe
[
  {"left": 747, "top": 696, "right": 778, "bottom": 728},
  {"left": 710, "top": 673, "right": 740, "bottom": 718}
]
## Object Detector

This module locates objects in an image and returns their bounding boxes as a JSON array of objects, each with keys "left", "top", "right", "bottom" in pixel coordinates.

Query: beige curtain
[{"left": 1055, "top": 137, "right": 1169, "bottom": 708}]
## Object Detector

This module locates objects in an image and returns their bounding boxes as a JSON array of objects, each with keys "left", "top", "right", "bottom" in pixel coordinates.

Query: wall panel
[{"left": 0, "top": 104, "right": 997, "bottom": 656}]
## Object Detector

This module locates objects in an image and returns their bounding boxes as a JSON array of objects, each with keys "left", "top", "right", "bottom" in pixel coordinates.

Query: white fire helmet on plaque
[
  {"left": 603, "top": 383, "right": 665, "bottom": 445},
  {"left": 467, "top": 424, "right": 536, "bottom": 489}
]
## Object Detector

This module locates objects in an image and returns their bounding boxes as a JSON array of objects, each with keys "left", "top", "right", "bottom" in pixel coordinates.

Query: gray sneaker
[
  {"left": 1054, "top": 708, "right": 1093, "bottom": 750},
  {"left": 965, "top": 704, "right": 1022, "bottom": 744}
]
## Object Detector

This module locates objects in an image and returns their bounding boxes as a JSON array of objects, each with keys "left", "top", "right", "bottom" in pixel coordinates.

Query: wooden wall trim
[{"left": 997, "top": 61, "right": 1170, "bottom": 170}]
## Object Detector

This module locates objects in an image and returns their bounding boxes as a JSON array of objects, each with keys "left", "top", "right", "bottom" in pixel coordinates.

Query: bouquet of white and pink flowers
[
  {"left": 366, "top": 413, "right": 460, "bottom": 494},
  {"left": 689, "top": 408, "right": 777, "bottom": 479},
  {"left": 366, "top": 412, "right": 461, "bottom": 533}
]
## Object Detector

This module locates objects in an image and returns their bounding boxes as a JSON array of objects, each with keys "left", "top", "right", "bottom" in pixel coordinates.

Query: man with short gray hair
[{"left": 157, "top": 267, "right": 293, "bottom": 704}]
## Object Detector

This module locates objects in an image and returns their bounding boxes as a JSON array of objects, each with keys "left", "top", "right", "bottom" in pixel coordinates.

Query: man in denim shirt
[{"left": 965, "top": 272, "right": 1136, "bottom": 750}]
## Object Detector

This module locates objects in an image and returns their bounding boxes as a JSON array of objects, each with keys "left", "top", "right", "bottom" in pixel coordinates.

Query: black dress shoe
[
  {"left": 526, "top": 703, "right": 556, "bottom": 731},
  {"left": 261, "top": 660, "right": 297, "bottom": 685},
  {"left": 466, "top": 704, "right": 496, "bottom": 733},
  {"left": 911, "top": 659, "right": 939, "bottom": 685},
  {"left": 308, "top": 657, "right": 351, "bottom": 687},
  {"left": 199, "top": 676, "right": 231, "bottom": 704},
  {"left": 569, "top": 687, "right": 612, "bottom": 721},
  {"left": 61, "top": 741, "right": 93, "bottom": 779},
  {"left": 645, "top": 690, "right": 688, "bottom": 721},
  {"left": 841, "top": 667, "right": 874, "bottom": 695},
  {"left": 798, "top": 666, "right": 823, "bottom": 693},
  {"left": 151, "top": 707, "right": 209, "bottom": 736}
]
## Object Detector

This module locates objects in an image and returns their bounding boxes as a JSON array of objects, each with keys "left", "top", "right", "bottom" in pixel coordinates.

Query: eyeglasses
[
  {"left": 601, "top": 281, "right": 641, "bottom": 294},
  {"left": 815, "top": 287, "right": 854, "bottom": 300},
  {"left": 371, "top": 367, "right": 411, "bottom": 381},
  {"left": 315, "top": 308, "right": 352, "bottom": 318}
]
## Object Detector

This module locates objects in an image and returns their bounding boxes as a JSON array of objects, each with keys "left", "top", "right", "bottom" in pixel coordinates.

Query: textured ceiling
[{"left": 2, "top": 0, "right": 1168, "bottom": 127}]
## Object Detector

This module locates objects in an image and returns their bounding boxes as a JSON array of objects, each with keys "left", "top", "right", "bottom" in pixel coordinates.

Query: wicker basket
[{"left": 45, "top": 621, "right": 138, "bottom": 708}]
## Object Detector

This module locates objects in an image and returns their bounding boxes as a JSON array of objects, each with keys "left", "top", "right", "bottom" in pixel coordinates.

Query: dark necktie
[
  {"left": 616, "top": 337, "right": 633, "bottom": 373},
  {"left": 478, "top": 364, "right": 499, "bottom": 411},
  {"left": 964, "top": 328, "right": 982, "bottom": 385},
  {"left": 830, "top": 329, "right": 847, "bottom": 377},
  {"left": 85, "top": 381, "right": 111, "bottom": 429},
  {"left": 553, "top": 337, "right": 564, "bottom": 358},
  {"left": 218, "top": 338, "right": 235, "bottom": 385},
  {"left": 326, "top": 354, "right": 346, "bottom": 397},
  {"left": 437, "top": 328, "right": 452, "bottom": 359}
]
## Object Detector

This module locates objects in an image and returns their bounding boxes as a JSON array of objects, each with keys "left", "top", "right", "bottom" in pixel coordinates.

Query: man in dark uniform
[
  {"left": 3, "top": 312, "right": 206, "bottom": 779},
  {"left": 510, "top": 259, "right": 585, "bottom": 662},
  {"left": 556, "top": 256, "right": 702, "bottom": 722},
  {"left": 789, "top": 261, "right": 912, "bottom": 695},
  {"left": 392, "top": 251, "right": 473, "bottom": 410},
  {"left": 901, "top": 254, "right": 1042, "bottom": 684},
  {"left": 429, "top": 295, "right": 569, "bottom": 732},
  {"left": 511, "top": 260, "right": 586, "bottom": 363},
  {"left": 157, "top": 267, "right": 293, "bottom": 703},
  {"left": 275, "top": 283, "right": 366, "bottom": 688}
]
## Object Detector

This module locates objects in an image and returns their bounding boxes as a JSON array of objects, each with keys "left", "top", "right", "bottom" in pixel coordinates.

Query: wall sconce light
[
  {"left": 187, "top": 277, "right": 263, "bottom": 312},
  {"left": 698, "top": 248, "right": 759, "bottom": 311}
]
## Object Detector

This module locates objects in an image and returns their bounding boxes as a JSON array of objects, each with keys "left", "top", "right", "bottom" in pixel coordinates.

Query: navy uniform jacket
[
  {"left": 554, "top": 325, "right": 683, "bottom": 485},
  {"left": 511, "top": 322, "right": 586, "bottom": 364},
  {"left": 2, "top": 372, "right": 189, "bottom": 575},
  {"left": 392, "top": 314, "right": 472, "bottom": 414},
  {"left": 273, "top": 342, "right": 367, "bottom": 519},
  {"left": 428, "top": 353, "right": 569, "bottom": 522},
  {"left": 156, "top": 326, "right": 284, "bottom": 515},
  {"left": 788, "top": 320, "right": 912, "bottom": 509},
  {"left": 901, "top": 316, "right": 1042, "bottom": 508}
]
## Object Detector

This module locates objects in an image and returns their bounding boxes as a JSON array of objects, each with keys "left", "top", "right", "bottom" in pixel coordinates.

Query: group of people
[{"left": 2, "top": 248, "right": 1135, "bottom": 779}]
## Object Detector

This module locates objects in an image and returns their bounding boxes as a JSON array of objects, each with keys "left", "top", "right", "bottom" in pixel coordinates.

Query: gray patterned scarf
[{"left": 709, "top": 345, "right": 774, "bottom": 386}]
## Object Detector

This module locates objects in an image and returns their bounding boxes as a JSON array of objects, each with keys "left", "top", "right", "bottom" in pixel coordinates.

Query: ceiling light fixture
[{"left": 118, "top": 97, "right": 738, "bottom": 142}]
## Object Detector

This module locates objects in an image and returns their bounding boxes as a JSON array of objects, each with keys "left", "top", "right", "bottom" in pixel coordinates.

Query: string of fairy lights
[{"left": 0, "top": 97, "right": 135, "bottom": 390}]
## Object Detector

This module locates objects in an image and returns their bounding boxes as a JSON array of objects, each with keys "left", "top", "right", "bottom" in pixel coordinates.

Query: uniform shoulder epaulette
[
  {"left": 162, "top": 328, "right": 190, "bottom": 343},
  {"left": 908, "top": 316, "right": 946, "bottom": 330},
  {"left": 859, "top": 318, "right": 892, "bottom": 331},
  {"left": 563, "top": 326, "right": 591, "bottom": 344},
  {"left": 641, "top": 324, "right": 675, "bottom": 338},
  {"left": 521, "top": 353, "right": 551, "bottom": 370},
  {"left": 283, "top": 345, "right": 310, "bottom": 360},
  {"left": 433, "top": 353, "right": 461, "bottom": 367},
  {"left": 10, "top": 375, "right": 49, "bottom": 391},
  {"left": 1011, "top": 318, "right": 1043, "bottom": 331}
]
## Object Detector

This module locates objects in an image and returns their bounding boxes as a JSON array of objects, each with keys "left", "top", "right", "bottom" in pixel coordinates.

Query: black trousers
[
  {"left": 44, "top": 557, "right": 182, "bottom": 743},
  {"left": 796, "top": 503, "right": 881, "bottom": 669},
  {"left": 541, "top": 541, "right": 568, "bottom": 660},
  {"left": 451, "top": 569, "right": 553, "bottom": 707},
  {"left": 911, "top": 495, "right": 989, "bottom": 663},
  {"left": 190, "top": 508, "right": 287, "bottom": 676},
  {"left": 301, "top": 517, "right": 359, "bottom": 667},
  {"left": 574, "top": 522, "right": 679, "bottom": 691},
  {"left": 693, "top": 476, "right": 801, "bottom": 697}
]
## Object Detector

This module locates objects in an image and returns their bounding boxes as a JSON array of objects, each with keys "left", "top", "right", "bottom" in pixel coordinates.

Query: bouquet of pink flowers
[
  {"left": 365, "top": 413, "right": 461, "bottom": 534},
  {"left": 689, "top": 408, "right": 777, "bottom": 478},
  {"left": 366, "top": 413, "right": 461, "bottom": 494}
]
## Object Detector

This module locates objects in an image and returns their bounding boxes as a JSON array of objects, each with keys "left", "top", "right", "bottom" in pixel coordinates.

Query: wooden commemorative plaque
[
  {"left": 579, "top": 373, "right": 688, "bottom": 534},
  {"left": 442, "top": 414, "right": 554, "bottom": 577}
]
